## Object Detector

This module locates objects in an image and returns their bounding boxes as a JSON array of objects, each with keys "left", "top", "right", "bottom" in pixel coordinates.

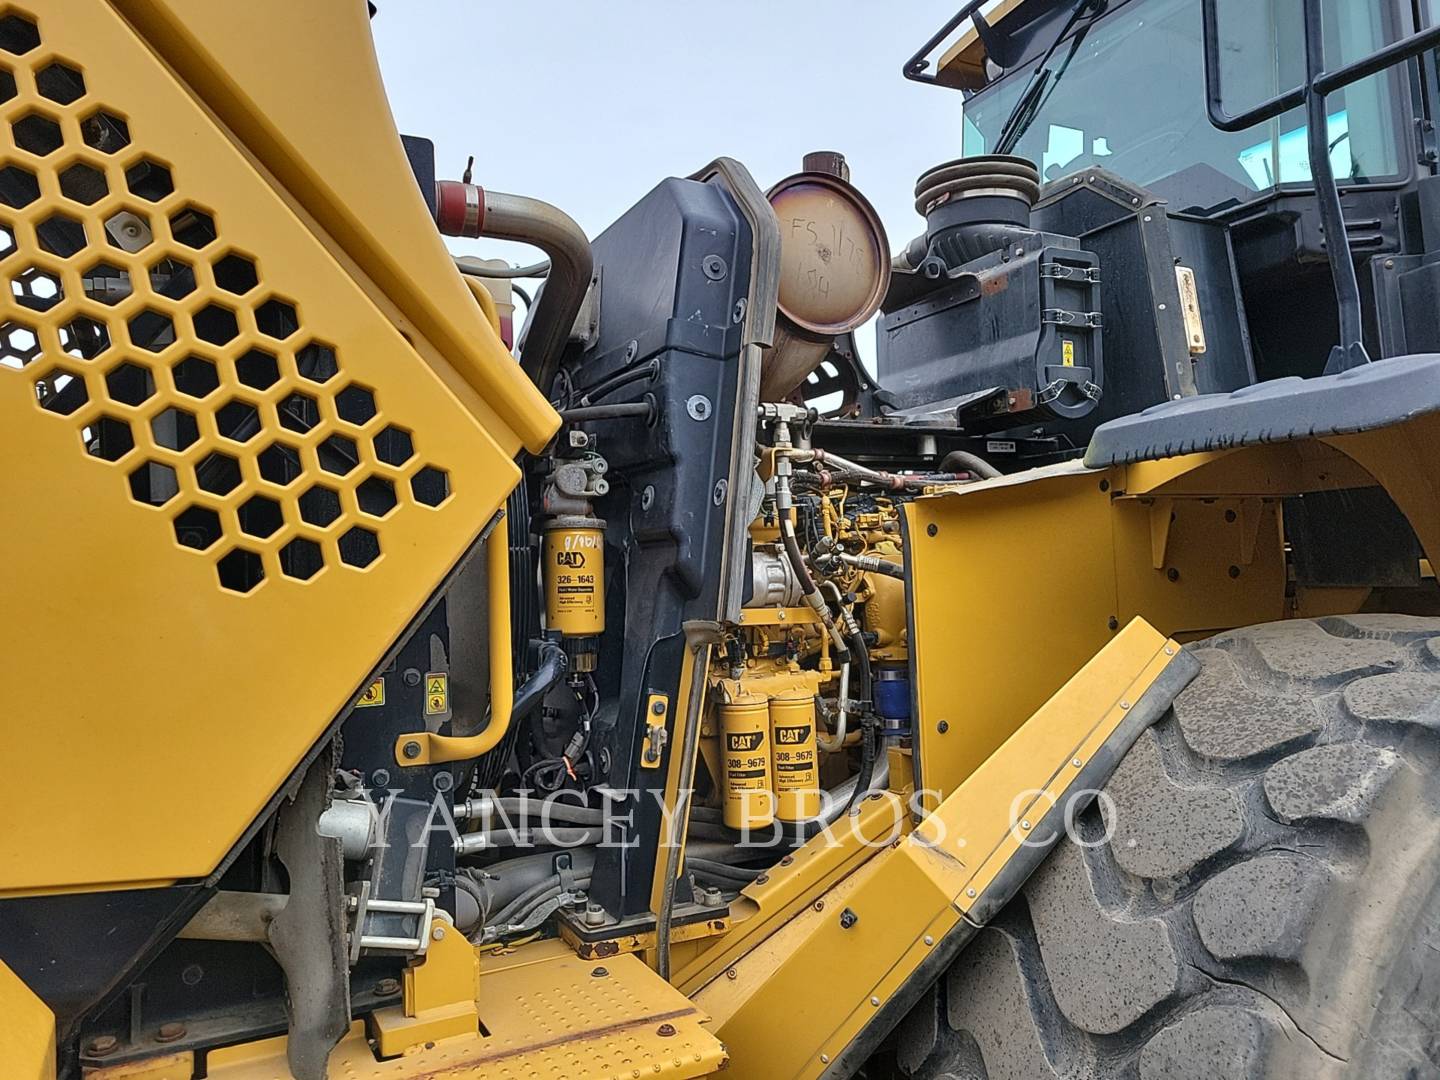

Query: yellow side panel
[
  {"left": 906, "top": 462, "right": 1284, "bottom": 800},
  {"left": 0, "top": 2, "right": 534, "bottom": 891},
  {"left": 113, "top": 0, "right": 559, "bottom": 454},
  {"left": 906, "top": 465, "right": 1117, "bottom": 803},
  {"left": 0, "top": 959, "right": 55, "bottom": 1080}
]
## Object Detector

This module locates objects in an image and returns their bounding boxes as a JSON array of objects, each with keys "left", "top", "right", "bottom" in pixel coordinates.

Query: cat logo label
[
  {"left": 556, "top": 550, "right": 587, "bottom": 569},
  {"left": 425, "top": 673, "right": 448, "bottom": 716},
  {"left": 726, "top": 731, "right": 765, "bottom": 753},
  {"left": 775, "top": 724, "right": 811, "bottom": 745},
  {"left": 356, "top": 679, "right": 385, "bottom": 708}
]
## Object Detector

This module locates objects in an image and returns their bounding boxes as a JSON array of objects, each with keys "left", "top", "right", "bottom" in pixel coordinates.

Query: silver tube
[
  {"left": 455, "top": 797, "right": 605, "bottom": 826},
  {"left": 456, "top": 825, "right": 603, "bottom": 855},
  {"left": 818, "top": 755, "right": 892, "bottom": 828},
  {"left": 481, "top": 190, "right": 593, "bottom": 395}
]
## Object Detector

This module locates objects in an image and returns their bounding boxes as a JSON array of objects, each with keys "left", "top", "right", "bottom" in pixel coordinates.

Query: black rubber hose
[
  {"left": 782, "top": 516, "right": 850, "bottom": 665},
  {"left": 512, "top": 641, "right": 568, "bottom": 724},
  {"left": 849, "top": 629, "right": 873, "bottom": 714},
  {"left": 939, "top": 450, "right": 1001, "bottom": 480},
  {"left": 842, "top": 626, "right": 875, "bottom": 816},
  {"left": 845, "top": 714, "right": 879, "bottom": 815},
  {"left": 687, "top": 859, "right": 762, "bottom": 883},
  {"left": 557, "top": 402, "right": 652, "bottom": 424},
  {"left": 574, "top": 358, "right": 660, "bottom": 407}
]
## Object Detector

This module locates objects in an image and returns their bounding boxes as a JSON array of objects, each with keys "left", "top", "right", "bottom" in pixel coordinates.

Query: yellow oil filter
[
  {"left": 770, "top": 693, "right": 820, "bottom": 823},
  {"left": 720, "top": 692, "right": 775, "bottom": 830},
  {"left": 544, "top": 519, "right": 605, "bottom": 637}
]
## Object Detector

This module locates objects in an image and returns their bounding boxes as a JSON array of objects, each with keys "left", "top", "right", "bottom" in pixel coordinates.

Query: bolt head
[
  {"left": 376, "top": 977, "right": 400, "bottom": 996},
  {"left": 591, "top": 966, "right": 609, "bottom": 978},
  {"left": 966, "top": 887, "right": 977, "bottom": 898},
  {"left": 1072, "top": 758, "right": 1083, "bottom": 768},
  {"left": 155, "top": 1022, "right": 186, "bottom": 1043},
  {"left": 924, "top": 935, "right": 934, "bottom": 946},
  {"left": 651, "top": 700, "right": 666, "bottom": 715},
  {"left": 657, "top": 1022, "right": 678, "bottom": 1037},
  {"left": 87, "top": 1035, "right": 119, "bottom": 1056},
  {"left": 402, "top": 740, "right": 422, "bottom": 759},
  {"left": 432, "top": 926, "right": 446, "bottom": 941},
  {"left": 937, "top": 720, "right": 949, "bottom": 734},
  {"left": 870, "top": 996, "right": 880, "bottom": 1006},
  {"left": 1020, "top": 819, "right": 1031, "bottom": 830}
]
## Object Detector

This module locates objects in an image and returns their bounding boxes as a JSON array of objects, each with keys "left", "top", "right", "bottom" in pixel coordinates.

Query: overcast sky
[{"left": 371, "top": 2, "right": 976, "bottom": 360}]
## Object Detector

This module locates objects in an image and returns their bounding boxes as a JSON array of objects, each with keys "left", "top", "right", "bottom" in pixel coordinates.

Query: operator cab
[{"left": 949, "top": 0, "right": 1436, "bottom": 384}]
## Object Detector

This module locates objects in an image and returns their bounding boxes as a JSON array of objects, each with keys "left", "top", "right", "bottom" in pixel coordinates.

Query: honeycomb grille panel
[{"left": 0, "top": 8, "right": 452, "bottom": 593}]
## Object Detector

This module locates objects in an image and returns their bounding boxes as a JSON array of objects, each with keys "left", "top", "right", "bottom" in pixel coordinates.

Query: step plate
[{"left": 205, "top": 947, "right": 726, "bottom": 1080}]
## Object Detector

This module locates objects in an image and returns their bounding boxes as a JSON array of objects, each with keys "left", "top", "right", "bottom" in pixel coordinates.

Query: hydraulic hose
[
  {"left": 455, "top": 848, "right": 598, "bottom": 924},
  {"left": 838, "top": 552, "right": 905, "bottom": 579},
  {"left": 940, "top": 449, "right": 1001, "bottom": 480},
  {"left": 781, "top": 515, "right": 850, "bottom": 664}
]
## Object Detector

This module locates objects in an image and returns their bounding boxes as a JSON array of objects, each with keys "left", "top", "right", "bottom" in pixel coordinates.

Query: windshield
[{"left": 961, "top": 0, "right": 1406, "bottom": 199}]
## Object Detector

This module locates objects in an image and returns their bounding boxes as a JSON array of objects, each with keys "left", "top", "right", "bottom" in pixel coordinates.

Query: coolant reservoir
[{"left": 763, "top": 153, "right": 890, "bottom": 401}]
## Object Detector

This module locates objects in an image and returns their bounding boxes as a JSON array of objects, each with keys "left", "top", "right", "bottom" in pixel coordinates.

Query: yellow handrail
[{"left": 394, "top": 520, "right": 513, "bottom": 765}]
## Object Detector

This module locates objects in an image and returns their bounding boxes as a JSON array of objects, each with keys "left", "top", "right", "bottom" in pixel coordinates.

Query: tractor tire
[{"left": 882, "top": 615, "right": 1440, "bottom": 1080}]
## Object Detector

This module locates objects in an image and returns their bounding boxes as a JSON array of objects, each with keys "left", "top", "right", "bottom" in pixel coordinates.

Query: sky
[{"left": 370, "top": 1, "right": 979, "bottom": 363}]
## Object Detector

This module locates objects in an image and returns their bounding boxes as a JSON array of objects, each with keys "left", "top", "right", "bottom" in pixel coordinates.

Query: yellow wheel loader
[{"left": 4, "top": 1, "right": 1440, "bottom": 1078}]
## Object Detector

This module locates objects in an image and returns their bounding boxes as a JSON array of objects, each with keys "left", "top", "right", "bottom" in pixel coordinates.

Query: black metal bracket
[{"left": 1200, "top": 0, "right": 1440, "bottom": 373}]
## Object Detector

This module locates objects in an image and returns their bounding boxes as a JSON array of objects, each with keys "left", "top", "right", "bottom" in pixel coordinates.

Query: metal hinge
[{"left": 1416, "top": 117, "right": 1438, "bottom": 168}]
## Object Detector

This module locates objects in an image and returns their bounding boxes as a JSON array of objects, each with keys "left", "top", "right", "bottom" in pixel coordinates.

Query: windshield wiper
[{"left": 994, "top": 0, "right": 1105, "bottom": 156}]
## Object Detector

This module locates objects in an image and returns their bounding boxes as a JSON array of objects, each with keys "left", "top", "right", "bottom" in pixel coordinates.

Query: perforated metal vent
[{"left": 0, "top": 8, "right": 452, "bottom": 593}]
